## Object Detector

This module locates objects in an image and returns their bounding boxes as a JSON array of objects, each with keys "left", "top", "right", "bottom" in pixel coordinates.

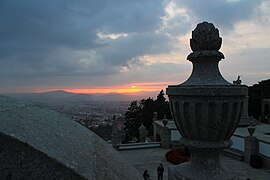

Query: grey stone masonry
[
  {"left": 161, "top": 125, "right": 171, "bottom": 148},
  {"left": 239, "top": 96, "right": 256, "bottom": 126},
  {"left": 244, "top": 135, "right": 259, "bottom": 163},
  {"left": 0, "top": 96, "right": 141, "bottom": 180},
  {"left": 0, "top": 132, "right": 85, "bottom": 179},
  {"left": 167, "top": 22, "right": 248, "bottom": 179},
  {"left": 154, "top": 120, "right": 176, "bottom": 149}
]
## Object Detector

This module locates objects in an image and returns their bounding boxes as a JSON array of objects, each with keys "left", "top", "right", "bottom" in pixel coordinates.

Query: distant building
[{"left": 249, "top": 79, "right": 270, "bottom": 123}]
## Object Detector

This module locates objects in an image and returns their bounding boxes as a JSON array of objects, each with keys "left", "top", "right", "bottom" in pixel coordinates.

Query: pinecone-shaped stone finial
[{"left": 190, "top": 21, "right": 222, "bottom": 51}]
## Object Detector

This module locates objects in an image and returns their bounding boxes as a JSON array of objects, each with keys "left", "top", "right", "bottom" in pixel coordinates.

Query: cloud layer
[{"left": 0, "top": 0, "right": 269, "bottom": 92}]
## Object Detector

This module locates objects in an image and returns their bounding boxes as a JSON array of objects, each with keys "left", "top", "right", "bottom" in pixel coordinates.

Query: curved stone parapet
[{"left": 0, "top": 96, "right": 141, "bottom": 180}]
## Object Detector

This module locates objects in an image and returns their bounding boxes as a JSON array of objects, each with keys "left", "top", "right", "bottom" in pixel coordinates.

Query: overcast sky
[{"left": 0, "top": 0, "right": 269, "bottom": 94}]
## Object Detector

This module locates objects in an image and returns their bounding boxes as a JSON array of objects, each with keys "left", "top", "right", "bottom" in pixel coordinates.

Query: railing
[
  {"left": 230, "top": 134, "right": 270, "bottom": 158},
  {"left": 171, "top": 130, "right": 181, "bottom": 141},
  {"left": 118, "top": 142, "right": 161, "bottom": 150},
  {"left": 170, "top": 131, "right": 270, "bottom": 158},
  {"left": 231, "top": 135, "right": 245, "bottom": 151},
  {"left": 259, "top": 140, "right": 270, "bottom": 157}
]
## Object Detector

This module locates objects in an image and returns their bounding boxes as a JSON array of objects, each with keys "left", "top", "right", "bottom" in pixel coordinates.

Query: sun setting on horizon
[
  {"left": 59, "top": 81, "right": 177, "bottom": 94},
  {"left": 8, "top": 81, "right": 178, "bottom": 95}
]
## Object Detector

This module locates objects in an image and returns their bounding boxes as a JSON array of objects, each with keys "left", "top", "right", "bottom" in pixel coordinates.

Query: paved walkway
[{"left": 120, "top": 148, "right": 270, "bottom": 180}]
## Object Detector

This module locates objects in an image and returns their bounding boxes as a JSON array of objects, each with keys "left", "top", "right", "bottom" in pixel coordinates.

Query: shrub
[{"left": 165, "top": 148, "right": 190, "bottom": 165}]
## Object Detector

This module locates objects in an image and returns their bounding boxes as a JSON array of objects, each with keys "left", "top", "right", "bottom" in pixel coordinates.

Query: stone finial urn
[{"left": 166, "top": 22, "right": 248, "bottom": 179}]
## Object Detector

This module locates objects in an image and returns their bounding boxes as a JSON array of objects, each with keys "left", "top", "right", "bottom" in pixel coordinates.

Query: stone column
[
  {"left": 239, "top": 96, "right": 255, "bottom": 126},
  {"left": 153, "top": 112, "right": 158, "bottom": 141},
  {"left": 112, "top": 115, "right": 118, "bottom": 149},
  {"left": 139, "top": 123, "right": 146, "bottom": 142},
  {"left": 244, "top": 127, "right": 258, "bottom": 163},
  {"left": 161, "top": 126, "right": 171, "bottom": 148}
]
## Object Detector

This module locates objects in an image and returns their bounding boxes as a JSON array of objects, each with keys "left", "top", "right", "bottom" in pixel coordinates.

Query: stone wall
[
  {"left": 0, "top": 96, "right": 142, "bottom": 180},
  {"left": 0, "top": 133, "right": 84, "bottom": 179},
  {"left": 154, "top": 121, "right": 171, "bottom": 148}
]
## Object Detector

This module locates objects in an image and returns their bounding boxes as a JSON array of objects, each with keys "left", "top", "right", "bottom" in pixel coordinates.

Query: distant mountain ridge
[{"left": 4, "top": 90, "right": 158, "bottom": 103}]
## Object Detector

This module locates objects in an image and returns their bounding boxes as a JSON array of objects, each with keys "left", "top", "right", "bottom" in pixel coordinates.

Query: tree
[
  {"left": 124, "top": 90, "right": 172, "bottom": 141},
  {"left": 124, "top": 101, "right": 141, "bottom": 139},
  {"left": 156, "top": 89, "right": 166, "bottom": 102},
  {"left": 155, "top": 90, "right": 171, "bottom": 119},
  {"left": 90, "top": 124, "right": 112, "bottom": 141},
  {"left": 139, "top": 98, "right": 155, "bottom": 136}
]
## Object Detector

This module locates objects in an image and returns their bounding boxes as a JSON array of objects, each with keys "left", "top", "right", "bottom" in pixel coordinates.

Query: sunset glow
[
  {"left": 63, "top": 81, "right": 177, "bottom": 94},
  {"left": 6, "top": 81, "right": 178, "bottom": 95},
  {"left": 65, "top": 87, "right": 145, "bottom": 94},
  {"left": 1, "top": 1, "right": 269, "bottom": 94}
]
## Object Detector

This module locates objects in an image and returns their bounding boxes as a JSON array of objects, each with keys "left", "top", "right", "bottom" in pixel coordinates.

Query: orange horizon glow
[
  {"left": 64, "top": 82, "right": 174, "bottom": 94},
  {"left": 2, "top": 81, "right": 178, "bottom": 95}
]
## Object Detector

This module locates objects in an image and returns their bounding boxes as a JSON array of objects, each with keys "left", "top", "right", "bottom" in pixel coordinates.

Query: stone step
[
  {"left": 118, "top": 142, "right": 161, "bottom": 150},
  {"left": 222, "top": 148, "right": 244, "bottom": 161}
]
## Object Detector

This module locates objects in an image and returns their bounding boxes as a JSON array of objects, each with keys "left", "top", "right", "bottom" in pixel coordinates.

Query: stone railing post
[
  {"left": 244, "top": 127, "right": 258, "bottom": 163},
  {"left": 161, "top": 126, "right": 171, "bottom": 149}
]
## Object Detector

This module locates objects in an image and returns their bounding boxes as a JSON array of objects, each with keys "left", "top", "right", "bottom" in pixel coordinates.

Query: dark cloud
[
  {"left": 0, "top": 0, "right": 268, "bottom": 91},
  {"left": 0, "top": 1, "right": 100, "bottom": 51},
  {"left": 94, "top": 1, "right": 165, "bottom": 33},
  {"left": 0, "top": 0, "right": 168, "bottom": 80},
  {"left": 175, "top": 0, "right": 262, "bottom": 30},
  {"left": 97, "top": 32, "right": 172, "bottom": 66}
]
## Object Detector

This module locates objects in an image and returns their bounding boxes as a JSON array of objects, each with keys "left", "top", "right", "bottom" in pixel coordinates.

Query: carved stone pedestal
[
  {"left": 168, "top": 149, "right": 239, "bottom": 180},
  {"left": 166, "top": 22, "right": 247, "bottom": 180}
]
